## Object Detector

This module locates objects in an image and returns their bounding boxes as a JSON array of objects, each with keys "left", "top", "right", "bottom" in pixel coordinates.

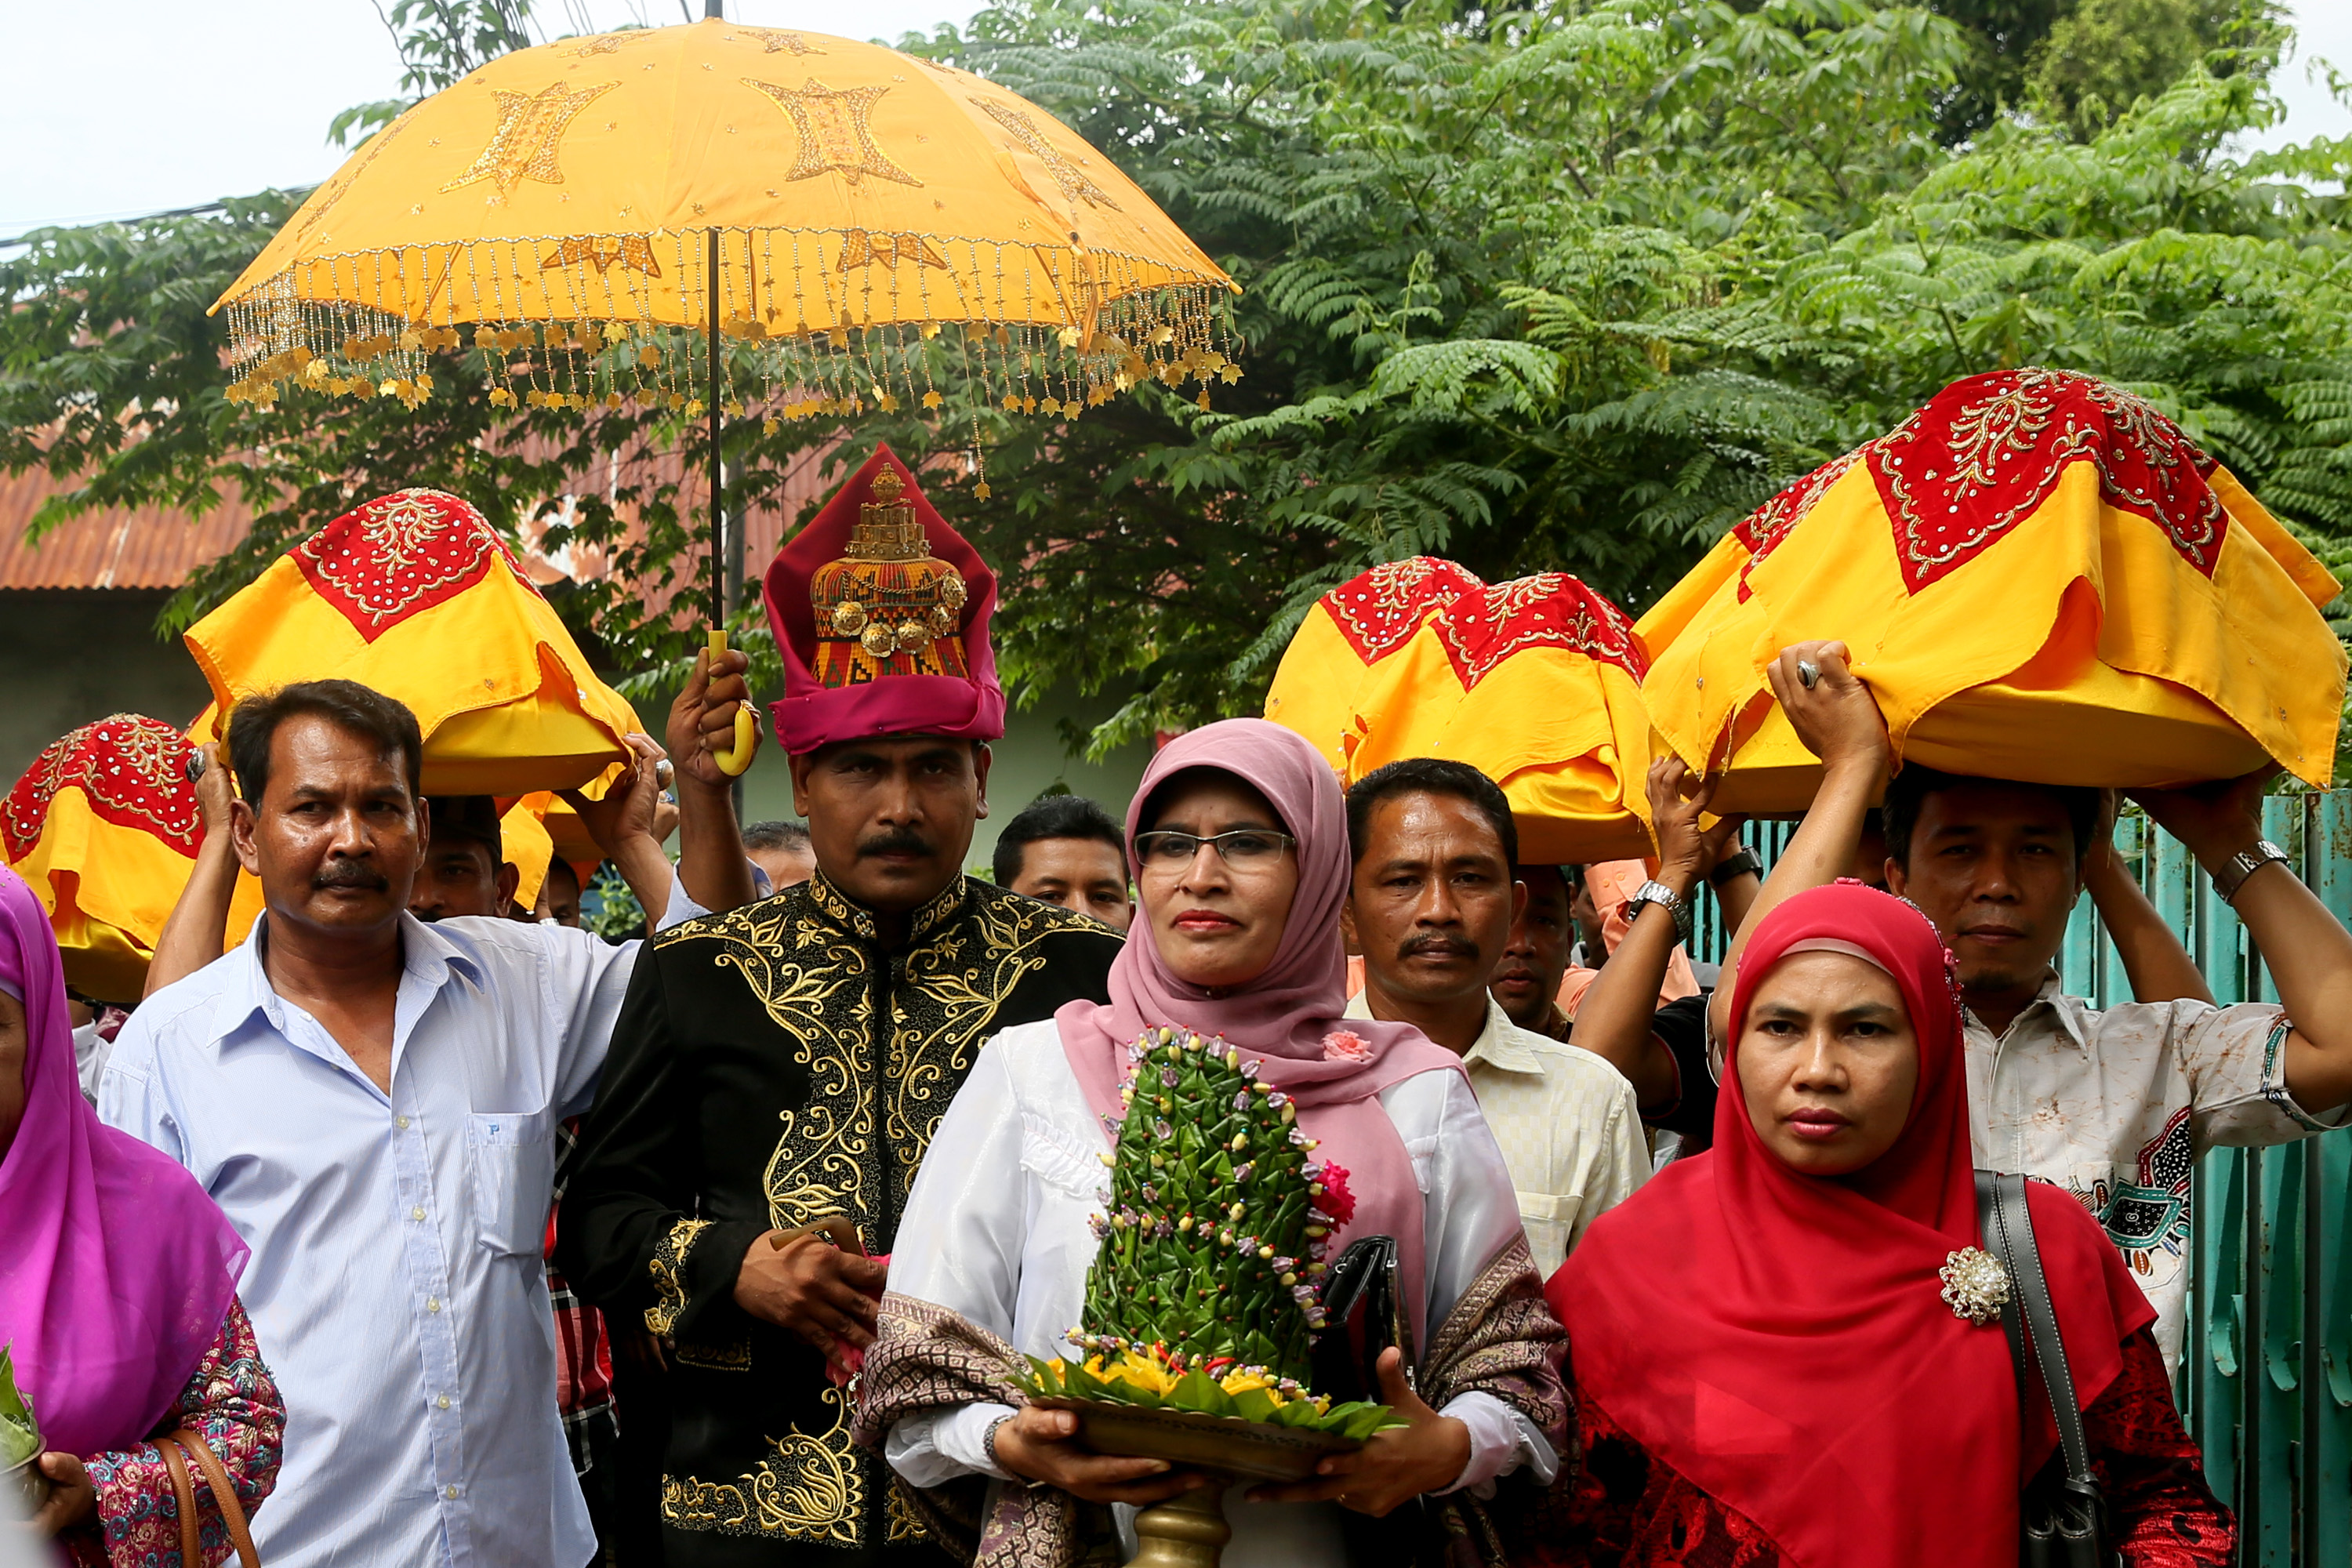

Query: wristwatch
[
  {"left": 1624, "top": 880, "right": 1694, "bottom": 943},
  {"left": 2214, "top": 840, "right": 2292, "bottom": 904},
  {"left": 1710, "top": 848, "right": 1763, "bottom": 888}
]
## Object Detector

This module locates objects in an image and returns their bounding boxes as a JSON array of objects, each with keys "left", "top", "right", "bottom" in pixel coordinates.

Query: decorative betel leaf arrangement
[
  {"left": 1011, "top": 1026, "right": 1401, "bottom": 1442},
  {"left": 1, "top": 1342, "right": 40, "bottom": 1471}
]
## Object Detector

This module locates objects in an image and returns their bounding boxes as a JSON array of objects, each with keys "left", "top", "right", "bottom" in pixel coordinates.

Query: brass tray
[
  {"left": 4, "top": 1453, "right": 47, "bottom": 1518},
  {"left": 1030, "top": 1396, "right": 1359, "bottom": 1483}
]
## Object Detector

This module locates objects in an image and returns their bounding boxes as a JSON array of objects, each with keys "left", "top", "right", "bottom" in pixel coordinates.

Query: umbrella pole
[
  {"left": 707, "top": 224, "right": 723, "bottom": 629},
  {"left": 705, "top": 219, "right": 756, "bottom": 784},
  {"left": 694, "top": 1, "right": 756, "bottom": 793}
]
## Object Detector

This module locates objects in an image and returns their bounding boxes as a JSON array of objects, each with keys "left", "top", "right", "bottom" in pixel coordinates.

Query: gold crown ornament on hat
[{"left": 808, "top": 467, "right": 972, "bottom": 688}]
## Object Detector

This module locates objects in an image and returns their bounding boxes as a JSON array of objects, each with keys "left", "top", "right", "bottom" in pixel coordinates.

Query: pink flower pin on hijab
[{"left": 1321, "top": 1029, "right": 1373, "bottom": 1063}]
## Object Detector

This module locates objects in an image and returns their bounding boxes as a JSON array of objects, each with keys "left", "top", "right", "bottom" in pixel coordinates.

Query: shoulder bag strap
[
  {"left": 1976, "top": 1171, "right": 2032, "bottom": 1409},
  {"left": 158, "top": 1429, "right": 263, "bottom": 1568},
  {"left": 155, "top": 1432, "right": 202, "bottom": 1568},
  {"left": 1987, "top": 1174, "right": 2100, "bottom": 1501}
]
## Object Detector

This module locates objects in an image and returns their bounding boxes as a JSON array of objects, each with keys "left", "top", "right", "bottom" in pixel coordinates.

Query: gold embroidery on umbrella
[
  {"left": 837, "top": 230, "right": 952, "bottom": 271},
  {"left": 296, "top": 107, "right": 418, "bottom": 242},
  {"left": 728, "top": 26, "right": 822, "bottom": 54},
  {"left": 441, "top": 80, "right": 619, "bottom": 199},
  {"left": 567, "top": 31, "right": 652, "bottom": 56},
  {"left": 971, "top": 98, "right": 1118, "bottom": 209},
  {"left": 660, "top": 1388, "right": 866, "bottom": 1544},
  {"left": 540, "top": 234, "right": 663, "bottom": 277},
  {"left": 744, "top": 78, "right": 922, "bottom": 187}
]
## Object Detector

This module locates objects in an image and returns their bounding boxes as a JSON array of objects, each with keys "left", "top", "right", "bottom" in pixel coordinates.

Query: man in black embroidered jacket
[{"left": 559, "top": 448, "right": 1123, "bottom": 1567}]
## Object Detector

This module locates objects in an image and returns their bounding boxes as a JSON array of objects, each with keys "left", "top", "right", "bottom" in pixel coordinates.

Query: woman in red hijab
[{"left": 1541, "top": 880, "right": 2231, "bottom": 1566}]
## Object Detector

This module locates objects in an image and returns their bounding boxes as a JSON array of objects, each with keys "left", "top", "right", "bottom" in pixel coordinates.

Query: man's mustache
[
  {"left": 314, "top": 859, "right": 389, "bottom": 891},
  {"left": 857, "top": 828, "right": 934, "bottom": 859},
  {"left": 1398, "top": 933, "right": 1479, "bottom": 963}
]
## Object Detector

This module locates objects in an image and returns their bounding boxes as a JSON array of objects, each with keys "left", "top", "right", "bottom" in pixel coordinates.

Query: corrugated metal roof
[
  {"left": 514, "top": 435, "right": 874, "bottom": 615},
  {"left": 0, "top": 469, "right": 251, "bottom": 591}
]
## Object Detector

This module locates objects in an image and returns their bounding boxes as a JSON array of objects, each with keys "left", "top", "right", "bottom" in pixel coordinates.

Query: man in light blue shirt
[{"left": 102, "top": 668, "right": 753, "bottom": 1568}]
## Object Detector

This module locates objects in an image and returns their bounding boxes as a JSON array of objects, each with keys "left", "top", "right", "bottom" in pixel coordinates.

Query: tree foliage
[
  {"left": 328, "top": 0, "right": 535, "bottom": 147},
  {"left": 916, "top": 0, "right": 2352, "bottom": 748},
  {"left": 2, "top": 0, "right": 2348, "bottom": 760},
  {"left": 2023, "top": 0, "right": 2281, "bottom": 140}
]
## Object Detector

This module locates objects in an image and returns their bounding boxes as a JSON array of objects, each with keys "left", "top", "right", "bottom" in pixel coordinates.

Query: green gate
[{"left": 1680, "top": 797, "right": 2352, "bottom": 1564}]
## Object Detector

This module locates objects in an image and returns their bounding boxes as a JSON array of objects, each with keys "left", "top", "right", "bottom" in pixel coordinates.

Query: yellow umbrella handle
[{"left": 708, "top": 627, "right": 756, "bottom": 777}]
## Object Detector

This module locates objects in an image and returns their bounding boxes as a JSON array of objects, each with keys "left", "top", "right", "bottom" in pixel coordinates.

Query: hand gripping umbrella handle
[{"left": 708, "top": 628, "right": 756, "bottom": 777}]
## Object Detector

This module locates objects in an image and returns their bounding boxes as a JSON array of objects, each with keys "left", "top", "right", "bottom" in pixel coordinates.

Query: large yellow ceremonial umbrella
[
  {"left": 2, "top": 716, "right": 209, "bottom": 1002},
  {"left": 187, "top": 488, "right": 646, "bottom": 799},
  {"left": 208, "top": 15, "right": 1241, "bottom": 638},
  {"left": 1639, "top": 367, "right": 2347, "bottom": 813},
  {"left": 1269, "top": 563, "right": 1657, "bottom": 862}
]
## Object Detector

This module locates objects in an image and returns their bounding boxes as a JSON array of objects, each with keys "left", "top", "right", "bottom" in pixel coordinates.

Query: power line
[{"left": 0, "top": 188, "right": 318, "bottom": 251}]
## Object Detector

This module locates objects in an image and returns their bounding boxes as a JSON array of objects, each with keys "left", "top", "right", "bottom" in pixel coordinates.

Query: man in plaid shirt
[{"left": 549, "top": 1120, "right": 619, "bottom": 1541}]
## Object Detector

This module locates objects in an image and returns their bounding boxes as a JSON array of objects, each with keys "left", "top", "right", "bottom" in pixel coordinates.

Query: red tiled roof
[{"left": 0, "top": 470, "right": 249, "bottom": 590}]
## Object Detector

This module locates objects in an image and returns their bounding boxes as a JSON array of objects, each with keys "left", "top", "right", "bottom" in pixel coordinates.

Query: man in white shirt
[
  {"left": 1340, "top": 758, "right": 1649, "bottom": 1275},
  {"left": 101, "top": 666, "right": 752, "bottom": 1568},
  {"left": 1725, "top": 640, "right": 2352, "bottom": 1370}
]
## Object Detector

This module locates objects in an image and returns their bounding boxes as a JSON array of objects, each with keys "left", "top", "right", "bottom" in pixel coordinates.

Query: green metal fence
[{"left": 1679, "top": 798, "right": 2352, "bottom": 1565}]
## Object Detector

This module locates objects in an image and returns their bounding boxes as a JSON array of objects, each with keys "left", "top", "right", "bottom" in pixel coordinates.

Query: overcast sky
[{"left": 3, "top": 0, "right": 2349, "bottom": 236}]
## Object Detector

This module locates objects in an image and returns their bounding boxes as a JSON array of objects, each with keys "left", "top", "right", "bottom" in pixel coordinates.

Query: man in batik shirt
[{"left": 559, "top": 447, "right": 1123, "bottom": 1567}]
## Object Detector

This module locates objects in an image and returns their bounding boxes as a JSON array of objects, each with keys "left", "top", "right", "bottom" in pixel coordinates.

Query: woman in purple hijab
[
  {"left": 0, "top": 866, "right": 282, "bottom": 1564},
  {"left": 855, "top": 720, "right": 1567, "bottom": 1567}
]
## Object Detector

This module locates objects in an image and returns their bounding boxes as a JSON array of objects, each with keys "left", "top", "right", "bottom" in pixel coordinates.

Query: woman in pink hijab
[
  {"left": 0, "top": 866, "right": 282, "bottom": 1564},
  {"left": 857, "top": 720, "right": 1566, "bottom": 1567}
]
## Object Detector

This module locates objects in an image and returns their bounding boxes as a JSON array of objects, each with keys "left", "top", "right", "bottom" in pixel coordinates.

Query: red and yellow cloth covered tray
[
  {"left": 1637, "top": 368, "right": 2346, "bottom": 811},
  {"left": 1269, "top": 561, "right": 1655, "bottom": 862},
  {"left": 185, "top": 488, "right": 643, "bottom": 797},
  {"left": 2, "top": 716, "right": 205, "bottom": 1002}
]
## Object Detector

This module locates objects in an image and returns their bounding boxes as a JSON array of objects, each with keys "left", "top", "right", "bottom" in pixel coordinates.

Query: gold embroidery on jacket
[
  {"left": 681, "top": 874, "right": 1084, "bottom": 1236},
  {"left": 660, "top": 1387, "right": 865, "bottom": 1543},
  {"left": 887, "top": 891, "right": 1068, "bottom": 1201},
  {"left": 646, "top": 1217, "right": 713, "bottom": 1338},
  {"left": 884, "top": 1479, "right": 928, "bottom": 1542}
]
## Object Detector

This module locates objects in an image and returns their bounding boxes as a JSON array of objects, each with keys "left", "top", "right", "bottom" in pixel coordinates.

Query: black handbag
[
  {"left": 1308, "top": 1236, "right": 1430, "bottom": 1566},
  {"left": 1974, "top": 1171, "right": 2120, "bottom": 1568},
  {"left": 1309, "top": 1234, "right": 1416, "bottom": 1406}
]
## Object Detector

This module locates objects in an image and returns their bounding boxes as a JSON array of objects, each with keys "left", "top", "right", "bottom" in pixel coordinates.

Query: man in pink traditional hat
[{"left": 559, "top": 446, "right": 1123, "bottom": 1567}]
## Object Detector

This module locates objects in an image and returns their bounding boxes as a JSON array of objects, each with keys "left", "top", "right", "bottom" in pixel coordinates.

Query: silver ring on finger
[
  {"left": 1795, "top": 659, "right": 1820, "bottom": 690},
  {"left": 185, "top": 753, "right": 206, "bottom": 782}
]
